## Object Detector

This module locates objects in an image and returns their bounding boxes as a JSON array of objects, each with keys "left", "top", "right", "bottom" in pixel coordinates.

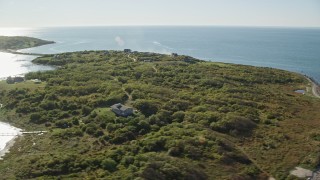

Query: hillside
[
  {"left": 0, "top": 50, "right": 319, "bottom": 179},
  {"left": 0, "top": 36, "right": 54, "bottom": 51}
]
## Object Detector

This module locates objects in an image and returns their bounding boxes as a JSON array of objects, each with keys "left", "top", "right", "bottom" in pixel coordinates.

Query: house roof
[{"left": 110, "top": 103, "right": 132, "bottom": 111}]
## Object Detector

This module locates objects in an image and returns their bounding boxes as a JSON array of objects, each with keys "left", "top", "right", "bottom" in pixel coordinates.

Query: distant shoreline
[
  {"left": 2, "top": 47, "right": 320, "bottom": 85},
  {"left": 0, "top": 49, "right": 49, "bottom": 56}
]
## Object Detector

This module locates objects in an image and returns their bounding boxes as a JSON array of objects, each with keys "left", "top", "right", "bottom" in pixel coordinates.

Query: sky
[{"left": 0, "top": 0, "right": 319, "bottom": 27}]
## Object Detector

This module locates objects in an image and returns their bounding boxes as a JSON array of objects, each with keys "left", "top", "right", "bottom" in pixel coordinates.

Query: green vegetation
[
  {"left": 0, "top": 36, "right": 54, "bottom": 50},
  {"left": 0, "top": 50, "right": 320, "bottom": 179}
]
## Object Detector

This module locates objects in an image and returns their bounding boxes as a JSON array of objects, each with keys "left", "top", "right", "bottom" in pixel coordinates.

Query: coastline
[
  {"left": 3, "top": 48, "right": 320, "bottom": 91},
  {"left": 0, "top": 135, "right": 20, "bottom": 160},
  {"left": 2, "top": 47, "right": 320, "bottom": 94},
  {"left": 0, "top": 122, "right": 22, "bottom": 160},
  {"left": 305, "top": 76, "right": 320, "bottom": 98},
  {"left": 0, "top": 38, "right": 59, "bottom": 161},
  {"left": 0, "top": 51, "right": 56, "bottom": 80},
  {"left": 0, "top": 49, "right": 48, "bottom": 56}
]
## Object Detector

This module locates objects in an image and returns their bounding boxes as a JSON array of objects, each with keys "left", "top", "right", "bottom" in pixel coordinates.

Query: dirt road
[{"left": 306, "top": 77, "right": 320, "bottom": 98}]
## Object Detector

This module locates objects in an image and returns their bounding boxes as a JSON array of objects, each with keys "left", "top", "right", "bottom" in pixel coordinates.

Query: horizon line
[{"left": 1, "top": 24, "right": 320, "bottom": 29}]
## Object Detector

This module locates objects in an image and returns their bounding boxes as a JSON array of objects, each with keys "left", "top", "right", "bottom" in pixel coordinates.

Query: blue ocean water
[{"left": 1, "top": 26, "right": 320, "bottom": 82}]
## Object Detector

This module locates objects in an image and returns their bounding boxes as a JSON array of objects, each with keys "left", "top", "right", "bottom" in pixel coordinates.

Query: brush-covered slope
[{"left": 0, "top": 51, "right": 319, "bottom": 180}]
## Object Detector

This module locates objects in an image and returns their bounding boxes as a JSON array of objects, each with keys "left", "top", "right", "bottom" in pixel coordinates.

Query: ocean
[{"left": 0, "top": 26, "right": 319, "bottom": 82}]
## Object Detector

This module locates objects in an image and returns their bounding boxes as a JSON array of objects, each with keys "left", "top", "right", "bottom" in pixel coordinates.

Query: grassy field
[{"left": 0, "top": 80, "right": 46, "bottom": 91}]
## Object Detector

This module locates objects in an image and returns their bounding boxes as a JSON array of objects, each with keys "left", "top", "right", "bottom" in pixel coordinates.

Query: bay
[{"left": 0, "top": 52, "right": 55, "bottom": 79}]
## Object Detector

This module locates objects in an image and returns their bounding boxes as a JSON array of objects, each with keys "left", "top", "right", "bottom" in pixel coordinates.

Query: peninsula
[
  {"left": 0, "top": 36, "right": 54, "bottom": 55},
  {"left": 0, "top": 39, "right": 320, "bottom": 179}
]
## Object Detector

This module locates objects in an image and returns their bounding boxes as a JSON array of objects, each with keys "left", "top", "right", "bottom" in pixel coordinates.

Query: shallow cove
[{"left": 0, "top": 52, "right": 55, "bottom": 79}]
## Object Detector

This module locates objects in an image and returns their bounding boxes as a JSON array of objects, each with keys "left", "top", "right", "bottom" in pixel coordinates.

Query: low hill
[
  {"left": 0, "top": 50, "right": 319, "bottom": 179},
  {"left": 0, "top": 36, "right": 54, "bottom": 50}
]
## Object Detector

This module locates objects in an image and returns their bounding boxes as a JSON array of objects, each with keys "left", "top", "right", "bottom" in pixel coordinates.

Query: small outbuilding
[
  {"left": 124, "top": 49, "right": 132, "bottom": 53},
  {"left": 110, "top": 103, "right": 134, "bottom": 117},
  {"left": 31, "top": 79, "right": 42, "bottom": 84},
  {"left": 171, "top": 53, "right": 178, "bottom": 57},
  {"left": 6, "top": 76, "right": 25, "bottom": 84}
]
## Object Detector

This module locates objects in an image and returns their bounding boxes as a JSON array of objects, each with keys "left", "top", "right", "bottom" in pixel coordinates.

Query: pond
[{"left": 294, "top": 89, "right": 305, "bottom": 94}]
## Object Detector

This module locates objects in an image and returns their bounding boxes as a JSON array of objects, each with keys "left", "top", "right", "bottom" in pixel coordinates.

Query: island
[
  {"left": 0, "top": 36, "right": 54, "bottom": 55},
  {"left": 0, "top": 48, "right": 320, "bottom": 179}
]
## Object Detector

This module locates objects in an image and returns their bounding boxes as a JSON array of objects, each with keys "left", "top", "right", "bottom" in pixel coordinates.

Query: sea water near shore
[
  {"left": 0, "top": 122, "right": 21, "bottom": 159},
  {"left": 0, "top": 52, "right": 55, "bottom": 78}
]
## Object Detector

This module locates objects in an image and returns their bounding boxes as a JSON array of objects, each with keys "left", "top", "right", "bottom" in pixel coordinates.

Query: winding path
[
  {"left": 311, "top": 82, "right": 320, "bottom": 98},
  {"left": 127, "top": 54, "right": 137, "bottom": 62},
  {"left": 152, "top": 66, "right": 158, "bottom": 73},
  {"left": 122, "top": 87, "right": 132, "bottom": 106}
]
